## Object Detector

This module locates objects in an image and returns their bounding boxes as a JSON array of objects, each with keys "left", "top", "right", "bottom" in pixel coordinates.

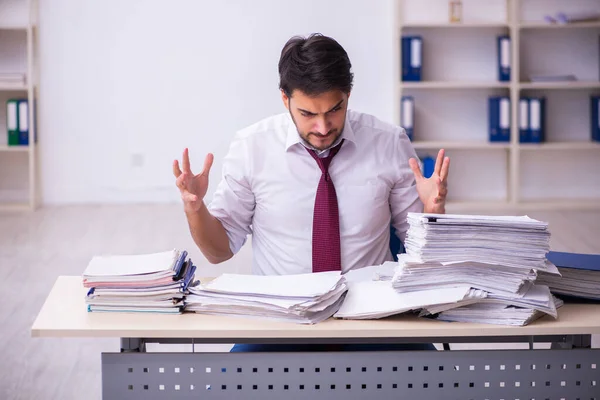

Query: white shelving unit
[
  {"left": 0, "top": 0, "right": 38, "bottom": 211},
  {"left": 395, "top": 0, "right": 600, "bottom": 211}
]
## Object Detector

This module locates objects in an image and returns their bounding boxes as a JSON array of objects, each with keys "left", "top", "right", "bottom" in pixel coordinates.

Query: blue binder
[
  {"left": 547, "top": 251, "right": 600, "bottom": 272},
  {"left": 519, "top": 97, "right": 530, "bottom": 143},
  {"left": 401, "top": 96, "right": 414, "bottom": 141},
  {"left": 488, "top": 96, "right": 510, "bottom": 142},
  {"left": 592, "top": 96, "right": 600, "bottom": 142},
  {"left": 401, "top": 36, "right": 422, "bottom": 81},
  {"left": 497, "top": 36, "right": 511, "bottom": 82},
  {"left": 17, "top": 99, "right": 29, "bottom": 145},
  {"left": 529, "top": 97, "right": 546, "bottom": 143},
  {"left": 422, "top": 155, "right": 435, "bottom": 178}
]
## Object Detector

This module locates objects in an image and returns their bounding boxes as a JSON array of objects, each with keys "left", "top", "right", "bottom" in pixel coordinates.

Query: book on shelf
[
  {"left": 488, "top": 96, "right": 510, "bottom": 142},
  {"left": 401, "top": 36, "right": 422, "bottom": 82}
]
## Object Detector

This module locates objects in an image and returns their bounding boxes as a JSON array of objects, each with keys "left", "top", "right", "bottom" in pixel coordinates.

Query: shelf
[
  {"left": 520, "top": 21, "right": 600, "bottom": 29},
  {"left": 412, "top": 141, "right": 510, "bottom": 150},
  {"left": 519, "top": 142, "right": 600, "bottom": 151},
  {"left": 0, "top": 83, "right": 27, "bottom": 91},
  {"left": 402, "top": 22, "right": 509, "bottom": 29},
  {"left": 0, "top": 201, "right": 31, "bottom": 212},
  {"left": 401, "top": 81, "right": 510, "bottom": 89},
  {"left": 0, "top": 145, "right": 30, "bottom": 153},
  {"left": 519, "top": 81, "right": 600, "bottom": 90}
]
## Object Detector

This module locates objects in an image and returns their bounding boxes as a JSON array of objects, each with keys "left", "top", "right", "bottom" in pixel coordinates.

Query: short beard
[{"left": 288, "top": 106, "right": 344, "bottom": 152}]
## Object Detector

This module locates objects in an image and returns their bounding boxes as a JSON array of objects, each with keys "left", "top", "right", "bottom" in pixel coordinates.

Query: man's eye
[
  {"left": 301, "top": 113, "right": 314, "bottom": 118},
  {"left": 329, "top": 107, "right": 341, "bottom": 114}
]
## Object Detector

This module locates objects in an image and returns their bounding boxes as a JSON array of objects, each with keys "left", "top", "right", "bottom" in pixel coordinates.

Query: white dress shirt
[{"left": 208, "top": 110, "right": 423, "bottom": 275}]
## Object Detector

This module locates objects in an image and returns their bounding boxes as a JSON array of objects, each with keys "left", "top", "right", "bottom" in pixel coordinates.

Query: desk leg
[
  {"left": 121, "top": 338, "right": 146, "bottom": 353},
  {"left": 551, "top": 334, "right": 592, "bottom": 349}
]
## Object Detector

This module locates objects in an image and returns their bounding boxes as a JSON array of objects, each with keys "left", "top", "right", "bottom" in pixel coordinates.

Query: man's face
[{"left": 282, "top": 89, "right": 349, "bottom": 151}]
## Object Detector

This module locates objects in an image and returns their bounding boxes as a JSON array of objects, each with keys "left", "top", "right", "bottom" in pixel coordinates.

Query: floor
[{"left": 1, "top": 205, "right": 599, "bottom": 399}]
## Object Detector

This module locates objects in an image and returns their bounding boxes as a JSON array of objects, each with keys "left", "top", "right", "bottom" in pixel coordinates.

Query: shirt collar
[{"left": 285, "top": 112, "right": 356, "bottom": 153}]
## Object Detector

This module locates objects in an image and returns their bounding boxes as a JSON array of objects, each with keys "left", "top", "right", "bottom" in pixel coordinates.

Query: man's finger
[
  {"left": 182, "top": 148, "right": 193, "bottom": 174},
  {"left": 434, "top": 149, "right": 445, "bottom": 177},
  {"left": 173, "top": 160, "right": 182, "bottom": 178},
  {"left": 408, "top": 158, "right": 423, "bottom": 181},
  {"left": 176, "top": 173, "right": 187, "bottom": 191},
  {"left": 200, "top": 153, "right": 214, "bottom": 177},
  {"left": 440, "top": 156, "right": 450, "bottom": 182}
]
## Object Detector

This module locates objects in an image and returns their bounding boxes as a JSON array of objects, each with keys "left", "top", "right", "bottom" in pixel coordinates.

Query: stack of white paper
[
  {"left": 83, "top": 249, "right": 196, "bottom": 314},
  {"left": 186, "top": 271, "right": 347, "bottom": 324},
  {"left": 391, "top": 213, "right": 562, "bottom": 326}
]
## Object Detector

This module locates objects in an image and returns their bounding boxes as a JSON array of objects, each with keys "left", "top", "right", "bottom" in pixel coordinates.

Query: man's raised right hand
[{"left": 173, "top": 148, "right": 214, "bottom": 213}]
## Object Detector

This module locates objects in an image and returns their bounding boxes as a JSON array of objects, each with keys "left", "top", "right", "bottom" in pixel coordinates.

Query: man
[{"left": 173, "top": 33, "right": 449, "bottom": 276}]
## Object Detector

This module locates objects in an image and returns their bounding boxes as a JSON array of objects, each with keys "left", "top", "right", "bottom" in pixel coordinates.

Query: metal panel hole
[
  {"left": 500, "top": 382, "right": 505, "bottom": 387},
  {"left": 253, "top": 367, "right": 258, "bottom": 373},
  {"left": 284, "top": 368, "right": 289, "bottom": 373},
  {"left": 128, "top": 368, "right": 133, "bottom": 373},
  {"left": 331, "top": 384, "right": 336, "bottom": 390},
  {"left": 408, "top": 366, "right": 413, "bottom": 371},
  {"left": 423, "top": 366, "right": 428, "bottom": 371},
  {"left": 299, "top": 385, "right": 304, "bottom": 390},
  {"left": 253, "top": 385, "right": 257, "bottom": 390},
  {"left": 143, "top": 368, "right": 149, "bottom": 373},
  {"left": 331, "top": 367, "right": 336, "bottom": 373},
  {"left": 346, "top": 367, "right": 351, "bottom": 372},
  {"left": 190, "top": 367, "right": 194, "bottom": 373},
  {"left": 190, "top": 385, "right": 194, "bottom": 391},
  {"left": 314, "top": 384, "right": 320, "bottom": 390},
  {"left": 128, "top": 385, "right": 133, "bottom": 390},
  {"left": 362, "top": 367, "right": 367, "bottom": 372},
  {"left": 454, "top": 365, "right": 460, "bottom": 371},
  {"left": 515, "top": 382, "right": 521, "bottom": 387},
  {"left": 346, "top": 384, "right": 351, "bottom": 389},
  {"left": 205, "top": 367, "right": 211, "bottom": 373},
  {"left": 205, "top": 385, "right": 211, "bottom": 391},
  {"left": 439, "top": 383, "right": 444, "bottom": 388},
  {"left": 393, "top": 384, "right": 397, "bottom": 389},
  {"left": 576, "top": 364, "right": 581, "bottom": 369},
  {"left": 531, "top": 364, "right": 536, "bottom": 370},
  {"left": 561, "top": 381, "right": 566, "bottom": 387},
  {"left": 221, "top": 385, "right": 226, "bottom": 390},
  {"left": 423, "top": 383, "right": 428, "bottom": 388},
  {"left": 159, "top": 385, "right": 165, "bottom": 391},
  {"left": 269, "top": 385, "right": 273, "bottom": 390},
  {"left": 299, "top": 368, "right": 304, "bottom": 373},
  {"left": 454, "top": 383, "right": 459, "bottom": 388},
  {"left": 545, "top": 364, "right": 551, "bottom": 370},
  {"left": 377, "top": 384, "right": 382, "bottom": 389},
  {"left": 470, "top": 365, "right": 475, "bottom": 371},
  {"left": 237, "top": 367, "right": 242, "bottom": 373},
  {"left": 516, "top": 364, "right": 521, "bottom": 370},
  {"left": 268, "top": 368, "right": 273, "bottom": 373},
  {"left": 561, "top": 364, "right": 567, "bottom": 370},
  {"left": 378, "top": 366, "right": 382, "bottom": 372},
  {"left": 545, "top": 381, "right": 550, "bottom": 386},
  {"left": 362, "top": 384, "right": 367, "bottom": 389},
  {"left": 315, "top": 367, "right": 320, "bottom": 373},
  {"left": 221, "top": 367, "right": 226, "bottom": 373},
  {"left": 393, "top": 366, "right": 398, "bottom": 372},
  {"left": 143, "top": 385, "right": 148, "bottom": 390},
  {"left": 500, "top": 365, "right": 506, "bottom": 370},
  {"left": 469, "top": 382, "right": 474, "bottom": 387},
  {"left": 592, "top": 363, "right": 597, "bottom": 369},
  {"left": 175, "top": 385, "right": 180, "bottom": 391},
  {"left": 593, "top": 380, "right": 597, "bottom": 386},
  {"left": 175, "top": 367, "right": 180, "bottom": 373},
  {"left": 439, "top": 366, "right": 444, "bottom": 371},
  {"left": 485, "top": 365, "right": 490, "bottom": 370},
  {"left": 408, "top": 383, "right": 413, "bottom": 388},
  {"left": 159, "top": 367, "right": 164, "bottom": 373},
  {"left": 237, "top": 385, "right": 242, "bottom": 390},
  {"left": 284, "top": 385, "right": 288, "bottom": 390},
  {"left": 576, "top": 381, "right": 581, "bottom": 386},
  {"left": 531, "top": 381, "right": 536, "bottom": 387}
]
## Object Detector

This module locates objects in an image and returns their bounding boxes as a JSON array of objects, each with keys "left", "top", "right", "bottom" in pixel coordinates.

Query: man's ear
[{"left": 281, "top": 90, "right": 290, "bottom": 111}]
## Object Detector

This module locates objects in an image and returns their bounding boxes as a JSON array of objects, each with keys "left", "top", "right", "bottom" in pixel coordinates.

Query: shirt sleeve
[
  {"left": 389, "top": 126, "right": 423, "bottom": 244},
  {"left": 207, "top": 132, "right": 255, "bottom": 255}
]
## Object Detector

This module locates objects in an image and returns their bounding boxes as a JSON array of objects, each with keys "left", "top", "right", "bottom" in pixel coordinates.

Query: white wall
[{"left": 37, "top": 0, "right": 396, "bottom": 204}]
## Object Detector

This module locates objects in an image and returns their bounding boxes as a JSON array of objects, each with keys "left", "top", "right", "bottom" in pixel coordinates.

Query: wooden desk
[{"left": 31, "top": 276, "right": 600, "bottom": 400}]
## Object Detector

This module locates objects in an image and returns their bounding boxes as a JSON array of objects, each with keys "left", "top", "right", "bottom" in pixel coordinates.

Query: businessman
[{"left": 173, "top": 33, "right": 449, "bottom": 276}]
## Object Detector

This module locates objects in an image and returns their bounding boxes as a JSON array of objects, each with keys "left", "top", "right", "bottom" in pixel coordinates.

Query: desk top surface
[{"left": 31, "top": 276, "right": 600, "bottom": 340}]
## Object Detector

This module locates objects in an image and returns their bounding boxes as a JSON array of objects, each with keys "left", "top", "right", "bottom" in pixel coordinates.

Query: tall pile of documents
[
  {"left": 391, "top": 213, "right": 562, "bottom": 326},
  {"left": 186, "top": 271, "right": 347, "bottom": 324},
  {"left": 83, "top": 249, "right": 196, "bottom": 314}
]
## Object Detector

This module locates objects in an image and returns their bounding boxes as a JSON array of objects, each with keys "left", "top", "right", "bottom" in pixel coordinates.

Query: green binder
[{"left": 6, "top": 99, "right": 20, "bottom": 146}]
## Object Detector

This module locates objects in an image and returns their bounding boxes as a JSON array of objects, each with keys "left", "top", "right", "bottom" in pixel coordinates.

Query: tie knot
[{"left": 306, "top": 139, "right": 344, "bottom": 174}]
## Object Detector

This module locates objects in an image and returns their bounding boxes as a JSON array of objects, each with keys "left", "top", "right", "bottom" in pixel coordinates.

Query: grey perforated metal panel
[{"left": 102, "top": 349, "right": 599, "bottom": 399}]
